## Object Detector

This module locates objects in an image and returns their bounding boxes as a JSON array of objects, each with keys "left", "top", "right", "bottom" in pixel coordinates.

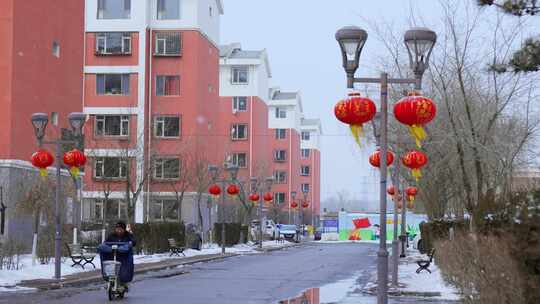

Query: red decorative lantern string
[
  {"left": 406, "top": 187, "right": 418, "bottom": 209},
  {"left": 402, "top": 150, "right": 428, "bottom": 181},
  {"left": 226, "top": 184, "right": 240, "bottom": 196},
  {"left": 263, "top": 192, "right": 273, "bottom": 203},
  {"left": 369, "top": 149, "right": 394, "bottom": 168},
  {"left": 208, "top": 184, "right": 221, "bottom": 199},
  {"left": 291, "top": 201, "right": 299, "bottom": 209},
  {"left": 387, "top": 186, "right": 396, "bottom": 197},
  {"left": 63, "top": 149, "right": 86, "bottom": 177},
  {"left": 334, "top": 92, "right": 376, "bottom": 147},
  {"left": 249, "top": 193, "right": 260, "bottom": 203},
  {"left": 301, "top": 201, "right": 309, "bottom": 209},
  {"left": 394, "top": 91, "right": 437, "bottom": 148},
  {"left": 31, "top": 149, "right": 54, "bottom": 177}
]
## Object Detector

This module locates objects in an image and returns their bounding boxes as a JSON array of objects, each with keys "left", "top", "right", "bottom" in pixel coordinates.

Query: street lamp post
[
  {"left": 336, "top": 26, "right": 436, "bottom": 304},
  {"left": 300, "top": 188, "right": 309, "bottom": 239},
  {"left": 208, "top": 162, "right": 239, "bottom": 255},
  {"left": 250, "top": 176, "right": 274, "bottom": 249},
  {"left": 290, "top": 191, "right": 297, "bottom": 241},
  {"left": 30, "top": 112, "right": 86, "bottom": 280}
]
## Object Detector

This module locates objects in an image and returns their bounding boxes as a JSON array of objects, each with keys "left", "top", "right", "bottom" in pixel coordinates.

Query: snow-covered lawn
[
  {"left": 0, "top": 240, "right": 293, "bottom": 292},
  {"left": 397, "top": 250, "right": 460, "bottom": 301}
]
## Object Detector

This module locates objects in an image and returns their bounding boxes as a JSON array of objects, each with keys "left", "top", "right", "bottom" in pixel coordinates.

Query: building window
[
  {"left": 96, "top": 33, "right": 131, "bottom": 55},
  {"left": 231, "top": 67, "right": 248, "bottom": 84},
  {"left": 275, "top": 129, "right": 286, "bottom": 140},
  {"left": 151, "top": 199, "right": 180, "bottom": 221},
  {"left": 301, "top": 166, "right": 311, "bottom": 176},
  {"left": 95, "top": 115, "right": 129, "bottom": 136},
  {"left": 97, "top": 0, "right": 131, "bottom": 19},
  {"left": 232, "top": 97, "right": 247, "bottom": 112},
  {"left": 301, "top": 131, "right": 311, "bottom": 141},
  {"left": 231, "top": 153, "right": 247, "bottom": 168},
  {"left": 231, "top": 124, "right": 248, "bottom": 140},
  {"left": 51, "top": 112, "right": 59, "bottom": 126},
  {"left": 157, "top": 0, "right": 180, "bottom": 20},
  {"left": 82, "top": 199, "right": 104, "bottom": 222},
  {"left": 275, "top": 108, "right": 287, "bottom": 119},
  {"left": 274, "top": 150, "right": 286, "bottom": 162},
  {"left": 301, "top": 149, "right": 311, "bottom": 159},
  {"left": 154, "top": 158, "right": 180, "bottom": 180},
  {"left": 273, "top": 171, "right": 287, "bottom": 184},
  {"left": 94, "top": 158, "right": 128, "bottom": 179},
  {"left": 274, "top": 192, "right": 286, "bottom": 204},
  {"left": 52, "top": 41, "right": 60, "bottom": 58},
  {"left": 154, "top": 32, "right": 181, "bottom": 56},
  {"left": 154, "top": 116, "right": 180, "bottom": 138},
  {"left": 156, "top": 75, "right": 180, "bottom": 96},
  {"left": 302, "top": 184, "right": 310, "bottom": 194},
  {"left": 96, "top": 74, "right": 130, "bottom": 95}
]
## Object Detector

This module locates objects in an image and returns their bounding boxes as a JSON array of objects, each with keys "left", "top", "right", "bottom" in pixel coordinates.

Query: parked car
[
  {"left": 250, "top": 219, "right": 278, "bottom": 241},
  {"left": 278, "top": 224, "right": 298, "bottom": 241}
]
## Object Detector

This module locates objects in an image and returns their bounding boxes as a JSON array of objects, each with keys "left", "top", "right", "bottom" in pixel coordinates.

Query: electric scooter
[{"left": 98, "top": 242, "right": 134, "bottom": 301}]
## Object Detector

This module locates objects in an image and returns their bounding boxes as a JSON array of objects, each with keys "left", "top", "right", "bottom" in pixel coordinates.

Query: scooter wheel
[
  {"left": 108, "top": 287, "right": 115, "bottom": 301},
  {"left": 119, "top": 291, "right": 125, "bottom": 299}
]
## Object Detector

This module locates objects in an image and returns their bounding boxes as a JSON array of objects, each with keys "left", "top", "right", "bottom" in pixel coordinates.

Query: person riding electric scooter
[{"left": 98, "top": 222, "right": 136, "bottom": 300}]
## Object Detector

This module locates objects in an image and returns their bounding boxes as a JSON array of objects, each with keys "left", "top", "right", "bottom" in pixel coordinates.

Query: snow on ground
[
  {"left": 398, "top": 250, "right": 460, "bottom": 301},
  {"left": 0, "top": 240, "right": 293, "bottom": 291}
]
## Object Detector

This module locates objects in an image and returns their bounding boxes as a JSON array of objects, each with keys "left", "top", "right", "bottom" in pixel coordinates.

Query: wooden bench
[
  {"left": 416, "top": 249, "right": 435, "bottom": 274},
  {"left": 65, "top": 243, "right": 97, "bottom": 269},
  {"left": 168, "top": 238, "right": 186, "bottom": 257}
]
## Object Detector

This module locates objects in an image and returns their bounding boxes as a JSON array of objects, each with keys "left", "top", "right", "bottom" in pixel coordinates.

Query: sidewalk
[
  {"left": 363, "top": 248, "right": 461, "bottom": 301},
  {"left": 0, "top": 241, "right": 299, "bottom": 292}
]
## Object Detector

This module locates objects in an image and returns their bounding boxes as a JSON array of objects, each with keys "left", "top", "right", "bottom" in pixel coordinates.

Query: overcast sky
[{"left": 220, "top": 0, "right": 539, "bottom": 203}]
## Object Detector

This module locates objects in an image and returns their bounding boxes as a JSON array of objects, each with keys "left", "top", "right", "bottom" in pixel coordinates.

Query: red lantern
[
  {"left": 249, "top": 193, "right": 260, "bottom": 203},
  {"left": 31, "top": 149, "right": 54, "bottom": 177},
  {"left": 208, "top": 184, "right": 221, "bottom": 198},
  {"left": 387, "top": 186, "right": 396, "bottom": 197},
  {"left": 301, "top": 201, "right": 309, "bottom": 208},
  {"left": 263, "top": 192, "right": 273, "bottom": 202},
  {"left": 393, "top": 91, "right": 437, "bottom": 147},
  {"left": 402, "top": 150, "right": 428, "bottom": 181},
  {"left": 369, "top": 149, "right": 394, "bottom": 168},
  {"left": 63, "top": 149, "right": 86, "bottom": 177},
  {"left": 227, "top": 184, "right": 240, "bottom": 196},
  {"left": 291, "top": 201, "right": 299, "bottom": 209},
  {"left": 334, "top": 92, "right": 376, "bottom": 146},
  {"left": 406, "top": 187, "right": 418, "bottom": 203}
]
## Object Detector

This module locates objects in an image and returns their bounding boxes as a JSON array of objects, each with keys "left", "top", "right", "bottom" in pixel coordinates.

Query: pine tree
[{"left": 478, "top": 0, "right": 540, "bottom": 72}]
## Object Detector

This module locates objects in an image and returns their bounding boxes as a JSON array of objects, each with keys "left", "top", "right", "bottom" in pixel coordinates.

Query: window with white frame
[
  {"left": 95, "top": 115, "right": 129, "bottom": 136},
  {"left": 232, "top": 97, "right": 247, "bottom": 112},
  {"left": 155, "top": 32, "right": 181, "bottom": 56},
  {"left": 275, "top": 107, "right": 287, "bottom": 119},
  {"left": 302, "top": 183, "right": 310, "bottom": 194},
  {"left": 157, "top": 0, "right": 180, "bottom": 20},
  {"left": 301, "top": 165, "right": 311, "bottom": 176},
  {"left": 94, "top": 158, "right": 128, "bottom": 179},
  {"left": 151, "top": 199, "right": 180, "bottom": 221},
  {"left": 275, "top": 129, "right": 286, "bottom": 140},
  {"left": 273, "top": 171, "right": 287, "bottom": 184},
  {"left": 231, "top": 124, "right": 248, "bottom": 140},
  {"left": 106, "top": 199, "right": 128, "bottom": 220},
  {"left": 96, "top": 74, "right": 130, "bottom": 95},
  {"left": 96, "top": 33, "right": 131, "bottom": 55},
  {"left": 301, "top": 131, "right": 311, "bottom": 141},
  {"left": 154, "top": 158, "right": 180, "bottom": 179},
  {"left": 82, "top": 199, "right": 104, "bottom": 222},
  {"left": 231, "top": 67, "right": 248, "bottom": 84},
  {"left": 274, "top": 192, "right": 286, "bottom": 204},
  {"left": 301, "top": 149, "right": 311, "bottom": 159},
  {"left": 156, "top": 75, "right": 180, "bottom": 96},
  {"left": 274, "top": 150, "right": 286, "bottom": 162},
  {"left": 231, "top": 153, "right": 247, "bottom": 168},
  {"left": 97, "top": 0, "right": 131, "bottom": 19},
  {"left": 154, "top": 116, "right": 180, "bottom": 138}
]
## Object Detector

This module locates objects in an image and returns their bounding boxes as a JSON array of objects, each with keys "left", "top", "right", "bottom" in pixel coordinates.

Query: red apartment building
[
  {"left": 220, "top": 44, "right": 322, "bottom": 224},
  {"left": 81, "top": 0, "right": 224, "bottom": 226},
  {"left": 0, "top": 0, "right": 85, "bottom": 241}
]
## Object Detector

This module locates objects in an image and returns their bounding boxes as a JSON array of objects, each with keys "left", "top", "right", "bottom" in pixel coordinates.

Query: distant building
[{"left": 513, "top": 167, "right": 540, "bottom": 191}]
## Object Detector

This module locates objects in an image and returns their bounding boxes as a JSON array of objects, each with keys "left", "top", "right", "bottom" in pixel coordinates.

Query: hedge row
[
  {"left": 213, "top": 223, "right": 248, "bottom": 246},
  {"left": 131, "top": 222, "right": 185, "bottom": 255}
]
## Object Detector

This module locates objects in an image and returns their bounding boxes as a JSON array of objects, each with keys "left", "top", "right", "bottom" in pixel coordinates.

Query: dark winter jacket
[{"left": 106, "top": 232, "right": 137, "bottom": 247}]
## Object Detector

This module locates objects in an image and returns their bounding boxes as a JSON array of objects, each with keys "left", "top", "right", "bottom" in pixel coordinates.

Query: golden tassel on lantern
[
  {"left": 408, "top": 125, "right": 427, "bottom": 148},
  {"left": 349, "top": 124, "right": 364, "bottom": 147},
  {"left": 412, "top": 168, "right": 422, "bottom": 182},
  {"left": 39, "top": 168, "right": 48, "bottom": 177},
  {"left": 70, "top": 167, "right": 80, "bottom": 177}
]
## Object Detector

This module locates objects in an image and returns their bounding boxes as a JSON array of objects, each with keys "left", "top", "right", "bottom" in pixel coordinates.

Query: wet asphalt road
[{"left": 0, "top": 243, "right": 457, "bottom": 304}]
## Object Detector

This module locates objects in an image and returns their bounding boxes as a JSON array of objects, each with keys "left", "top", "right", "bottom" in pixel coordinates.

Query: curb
[{"left": 19, "top": 253, "right": 236, "bottom": 291}]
